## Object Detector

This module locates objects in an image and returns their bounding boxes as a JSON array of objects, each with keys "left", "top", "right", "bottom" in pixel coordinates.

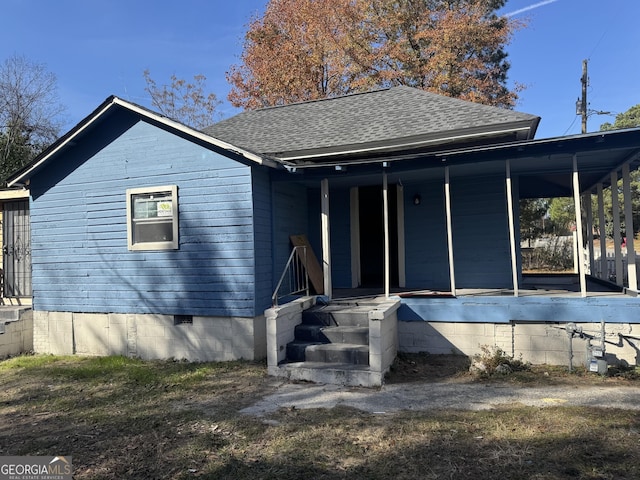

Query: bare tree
[
  {"left": 143, "top": 70, "right": 221, "bottom": 130},
  {"left": 0, "top": 55, "right": 65, "bottom": 181}
]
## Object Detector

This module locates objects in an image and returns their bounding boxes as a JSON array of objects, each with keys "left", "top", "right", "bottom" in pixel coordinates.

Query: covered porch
[
  {"left": 289, "top": 128, "right": 640, "bottom": 303},
  {"left": 268, "top": 128, "right": 640, "bottom": 384}
]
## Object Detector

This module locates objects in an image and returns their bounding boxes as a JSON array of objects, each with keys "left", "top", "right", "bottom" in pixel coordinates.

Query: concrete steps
[
  {"left": 285, "top": 303, "right": 371, "bottom": 367},
  {"left": 301, "top": 304, "right": 371, "bottom": 327},
  {"left": 277, "top": 362, "right": 384, "bottom": 387},
  {"left": 305, "top": 343, "right": 369, "bottom": 364},
  {"left": 267, "top": 296, "right": 400, "bottom": 387},
  {"left": 294, "top": 324, "right": 369, "bottom": 344}
]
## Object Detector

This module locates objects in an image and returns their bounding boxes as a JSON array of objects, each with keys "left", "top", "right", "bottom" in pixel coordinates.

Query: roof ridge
[{"left": 244, "top": 87, "right": 395, "bottom": 113}]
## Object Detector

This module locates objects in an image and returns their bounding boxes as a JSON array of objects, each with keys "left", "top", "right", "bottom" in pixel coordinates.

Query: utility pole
[
  {"left": 576, "top": 60, "right": 611, "bottom": 134},
  {"left": 575, "top": 59, "right": 588, "bottom": 134},
  {"left": 580, "top": 59, "right": 588, "bottom": 134}
]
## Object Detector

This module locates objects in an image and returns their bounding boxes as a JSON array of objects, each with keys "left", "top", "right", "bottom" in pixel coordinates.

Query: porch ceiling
[{"left": 275, "top": 128, "right": 640, "bottom": 199}]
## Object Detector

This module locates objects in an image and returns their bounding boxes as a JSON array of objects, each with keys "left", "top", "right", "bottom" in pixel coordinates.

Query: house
[{"left": 6, "top": 87, "right": 640, "bottom": 386}]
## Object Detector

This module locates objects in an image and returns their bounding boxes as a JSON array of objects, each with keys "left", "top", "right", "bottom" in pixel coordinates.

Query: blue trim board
[{"left": 398, "top": 295, "right": 640, "bottom": 324}]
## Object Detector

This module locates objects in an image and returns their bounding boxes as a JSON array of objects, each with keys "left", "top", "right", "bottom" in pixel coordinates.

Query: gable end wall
[{"left": 29, "top": 115, "right": 260, "bottom": 318}]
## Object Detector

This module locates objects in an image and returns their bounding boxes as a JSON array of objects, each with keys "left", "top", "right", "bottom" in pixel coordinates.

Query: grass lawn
[{"left": 0, "top": 354, "right": 639, "bottom": 479}]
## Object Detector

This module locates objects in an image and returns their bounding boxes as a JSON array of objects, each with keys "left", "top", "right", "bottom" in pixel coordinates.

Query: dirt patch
[
  {"left": 385, "top": 351, "right": 640, "bottom": 386},
  {"left": 386, "top": 352, "right": 471, "bottom": 383}
]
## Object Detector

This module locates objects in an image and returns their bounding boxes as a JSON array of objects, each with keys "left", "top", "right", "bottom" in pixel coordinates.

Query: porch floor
[{"left": 332, "top": 274, "right": 628, "bottom": 300}]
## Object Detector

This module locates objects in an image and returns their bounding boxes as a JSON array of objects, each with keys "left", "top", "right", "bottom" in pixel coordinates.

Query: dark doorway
[
  {"left": 358, "top": 185, "right": 399, "bottom": 287},
  {"left": 2, "top": 200, "right": 32, "bottom": 297}
]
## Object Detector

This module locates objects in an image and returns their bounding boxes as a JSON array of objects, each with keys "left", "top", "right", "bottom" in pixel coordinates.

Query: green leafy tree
[
  {"left": 519, "top": 198, "right": 548, "bottom": 245},
  {"left": 0, "top": 55, "right": 64, "bottom": 182},
  {"left": 597, "top": 104, "right": 640, "bottom": 238},
  {"left": 600, "top": 104, "right": 640, "bottom": 131},
  {"left": 143, "top": 70, "right": 221, "bottom": 130},
  {"left": 548, "top": 197, "right": 575, "bottom": 235}
]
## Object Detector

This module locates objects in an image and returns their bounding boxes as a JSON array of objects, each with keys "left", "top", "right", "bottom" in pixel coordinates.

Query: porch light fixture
[{"left": 413, "top": 194, "right": 421, "bottom": 205}]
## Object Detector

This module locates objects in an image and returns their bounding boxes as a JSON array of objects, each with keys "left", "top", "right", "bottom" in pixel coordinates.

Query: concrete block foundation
[
  {"left": 398, "top": 320, "right": 640, "bottom": 367},
  {"left": 0, "top": 308, "right": 33, "bottom": 357},
  {"left": 32, "top": 310, "right": 266, "bottom": 362}
]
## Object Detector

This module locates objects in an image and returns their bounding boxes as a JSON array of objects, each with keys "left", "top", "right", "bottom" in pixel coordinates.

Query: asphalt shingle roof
[{"left": 205, "top": 86, "right": 539, "bottom": 160}]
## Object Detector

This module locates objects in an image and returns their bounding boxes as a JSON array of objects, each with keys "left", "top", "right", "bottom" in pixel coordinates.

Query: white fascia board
[{"left": 277, "top": 126, "right": 532, "bottom": 162}]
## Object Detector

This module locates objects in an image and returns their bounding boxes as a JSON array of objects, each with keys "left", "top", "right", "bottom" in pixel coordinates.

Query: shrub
[
  {"left": 522, "top": 236, "right": 573, "bottom": 271},
  {"left": 470, "top": 345, "right": 529, "bottom": 376}
]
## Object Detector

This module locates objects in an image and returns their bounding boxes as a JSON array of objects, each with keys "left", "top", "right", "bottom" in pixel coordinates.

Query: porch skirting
[
  {"left": 398, "top": 320, "right": 640, "bottom": 367},
  {"left": 32, "top": 311, "right": 267, "bottom": 362}
]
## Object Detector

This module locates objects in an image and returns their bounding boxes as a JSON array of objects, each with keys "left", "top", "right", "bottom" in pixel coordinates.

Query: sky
[{"left": 1, "top": 0, "right": 638, "bottom": 140}]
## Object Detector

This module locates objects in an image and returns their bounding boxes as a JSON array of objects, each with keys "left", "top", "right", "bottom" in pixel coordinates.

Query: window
[{"left": 126, "top": 185, "right": 178, "bottom": 250}]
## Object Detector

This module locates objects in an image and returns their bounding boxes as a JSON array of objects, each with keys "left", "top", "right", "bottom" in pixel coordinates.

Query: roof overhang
[
  {"left": 7, "top": 96, "right": 276, "bottom": 188},
  {"left": 270, "top": 119, "right": 539, "bottom": 162},
  {"left": 277, "top": 128, "right": 640, "bottom": 198}
]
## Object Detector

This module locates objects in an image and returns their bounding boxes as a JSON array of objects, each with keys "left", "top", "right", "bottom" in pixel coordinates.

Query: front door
[
  {"left": 2, "top": 200, "right": 31, "bottom": 297},
  {"left": 358, "top": 185, "right": 399, "bottom": 287}
]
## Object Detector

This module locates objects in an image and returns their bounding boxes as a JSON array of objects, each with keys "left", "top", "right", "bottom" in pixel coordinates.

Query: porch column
[
  {"left": 571, "top": 154, "right": 587, "bottom": 297},
  {"left": 349, "top": 188, "right": 360, "bottom": 288},
  {"left": 596, "top": 183, "right": 607, "bottom": 279},
  {"left": 444, "top": 166, "right": 456, "bottom": 295},
  {"left": 396, "top": 183, "right": 406, "bottom": 288},
  {"left": 585, "top": 192, "right": 594, "bottom": 275},
  {"left": 611, "top": 171, "right": 623, "bottom": 286},
  {"left": 321, "top": 178, "right": 332, "bottom": 300},
  {"left": 383, "top": 170, "right": 390, "bottom": 298},
  {"left": 505, "top": 160, "right": 519, "bottom": 297},
  {"left": 622, "top": 163, "right": 638, "bottom": 290}
]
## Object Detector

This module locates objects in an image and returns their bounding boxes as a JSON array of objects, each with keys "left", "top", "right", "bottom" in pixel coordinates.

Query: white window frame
[{"left": 126, "top": 185, "right": 179, "bottom": 251}]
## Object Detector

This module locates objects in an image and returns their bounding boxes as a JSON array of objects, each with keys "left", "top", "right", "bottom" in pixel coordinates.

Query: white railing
[
  {"left": 590, "top": 251, "right": 640, "bottom": 286},
  {"left": 272, "top": 246, "right": 310, "bottom": 306}
]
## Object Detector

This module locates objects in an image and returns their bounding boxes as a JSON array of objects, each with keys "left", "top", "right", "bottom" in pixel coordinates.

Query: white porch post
[
  {"left": 382, "top": 170, "right": 390, "bottom": 298},
  {"left": 321, "top": 178, "right": 332, "bottom": 300},
  {"left": 611, "top": 171, "right": 623, "bottom": 286},
  {"left": 597, "top": 183, "right": 607, "bottom": 279},
  {"left": 585, "top": 193, "right": 594, "bottom": 275},
  {"left": 622, "top": 163, "right": 638, "bottom": 290},
  {"left": 349, "top": 188, "right": 360, "bottom": 288},
  {"left": 572, "top": 154, "right": 587, "bottom": 297},
  {"left": 444, "top": 166, "right": 456, "bottom": 295},
  {"left": 505, "top": 160, "right": 519, "bottom": 296},
  {"left": 396, "top": 183, "right": 406, "bottom": 288}
]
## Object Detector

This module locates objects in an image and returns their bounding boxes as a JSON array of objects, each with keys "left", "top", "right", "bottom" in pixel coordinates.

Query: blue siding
[
  {"left": 306, "top": 186, "right": 352, "bottom": 288},
  {"left": 252, "top": 168, "right": 273, "bottom": 311},
  {"left": 272, "top": 182, "right": 308, "bottom": 290},
  {"left": 307, "top": 188, "right": 321, "bottom": 266},
  {"left": 402, "top": 174, "right": 513, "bottom": 290},
  {"left": 404, "top": 180, "right": 450, "bottom": 290},
  {"left": 29, "top": 113, "right": 261, "bottom": 317},
  {"left": 450, "top": 175, "right": 511, "bottom": 288}
]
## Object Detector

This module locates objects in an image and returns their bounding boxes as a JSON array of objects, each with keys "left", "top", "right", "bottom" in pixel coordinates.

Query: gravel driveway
[{"left": 241, "top": 381, "right": 640, "bottom": 416}]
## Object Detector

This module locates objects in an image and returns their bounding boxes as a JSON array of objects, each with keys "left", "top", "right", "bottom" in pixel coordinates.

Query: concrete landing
[{"left": 274, "top": 362, "right": 385, "bottom": 388}]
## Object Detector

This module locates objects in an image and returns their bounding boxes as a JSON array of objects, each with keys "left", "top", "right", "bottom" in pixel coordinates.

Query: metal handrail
[{"left": 272, "top": 246, "right": 309, "bottom": 306}]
